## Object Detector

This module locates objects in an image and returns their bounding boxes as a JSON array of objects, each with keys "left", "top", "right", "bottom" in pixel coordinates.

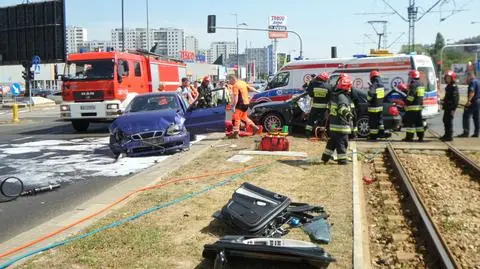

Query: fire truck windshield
[{"left": 64, "top": 59, "right": 115, "bottom": 81}]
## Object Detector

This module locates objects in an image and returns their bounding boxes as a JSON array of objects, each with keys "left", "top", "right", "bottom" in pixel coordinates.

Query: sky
[{"left": 1, "top": 0, "right": 479, "bottom": 58}]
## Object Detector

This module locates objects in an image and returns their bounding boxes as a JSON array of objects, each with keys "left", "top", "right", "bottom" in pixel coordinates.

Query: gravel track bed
[
  {"left": 363, "top": 156, "right": 429, "bottom": 268},
  {"left": 466, "top": 152, "right": 480, "bottom": 165},
  {"left": 399, "top": 151, "right": 480, "bottom": 269}
]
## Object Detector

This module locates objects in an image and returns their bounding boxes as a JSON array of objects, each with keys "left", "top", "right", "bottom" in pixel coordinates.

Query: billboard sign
[
  {"left": 179, "top": 50, "right": 195, "bottom": 62},
  {"left": 0, "top": 0, "right": 66, "bottom": 65},
  {"left": 268, "top": 15, "right": 288, "bottom": 39},
  {"left": 452, "top": 63, "right": 467, "bottom": 75}
]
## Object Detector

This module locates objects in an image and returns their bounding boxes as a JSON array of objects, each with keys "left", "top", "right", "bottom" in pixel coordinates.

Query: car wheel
[
  {"left": 356, "top": 116, "right": 370, "bottom": 138},
  {"left": 72, "top": 119, "right": 90, "bottom": 132},
  {"left": 261, "top": 112, "right": 285, "bottom": 132}
]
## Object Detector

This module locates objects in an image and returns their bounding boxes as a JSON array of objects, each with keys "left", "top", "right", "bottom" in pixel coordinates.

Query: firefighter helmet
[
  {"left": 409, "top": 70, "right": 420, "bottom": 79},
  {"left": 317, "top": 72, "right": 329, "bottom": 81},
  {"left": 337, "top": 77, "right": 352, "bottom": 92},
  {"left": 370, "top": 70, "right": 380, "bottom": 78},
  {"left": 444, "top": 70, "right": 457, "bottom": 81}
]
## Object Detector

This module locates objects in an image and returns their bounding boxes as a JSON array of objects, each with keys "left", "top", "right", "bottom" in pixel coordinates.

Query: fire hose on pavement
[{"left": 0, "top": 177, "right": 61, "bottom": 203}]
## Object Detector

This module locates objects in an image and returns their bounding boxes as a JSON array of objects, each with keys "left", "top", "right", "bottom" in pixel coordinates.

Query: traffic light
[
  {"left": 286, "top": 54, "right": 291, "bottom": 63},
  {"left": 207, "top": 15, "right": 216, "bottom": 33},
  {"left": 29, "top": 70, "right": 34, "bottom": 80}
]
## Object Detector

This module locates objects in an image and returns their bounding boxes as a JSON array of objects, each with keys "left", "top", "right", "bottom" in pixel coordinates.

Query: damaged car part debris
[
  {"left": 203, "top": 236, "right": 336, "bottom": 269},
  {"left": 209, "top": 183, "right": 334, "bottom": 268}
]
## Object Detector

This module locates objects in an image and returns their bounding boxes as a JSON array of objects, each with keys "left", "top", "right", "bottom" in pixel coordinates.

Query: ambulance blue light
[{"left": 353, "top": 54, "right": 367, "bottom": 58}]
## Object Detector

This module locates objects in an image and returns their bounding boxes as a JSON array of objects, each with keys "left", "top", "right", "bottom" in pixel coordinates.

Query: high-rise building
[
  {"left": 246, "top": 47, "right": 269, "bottom": 78},
  {"left": 111, "top": 28, "right": 137, "bottom": 51},
  {"left": 111, "top": 28, "right": 184, "bottom": 58},
  {"left": 208, "top": 41, "right": 237, "bottom": 64},
  {"left": 66, "top": 26, "right": 87, "bottom": 54},
  {"left": 81, "top": 40, "right": 115, "bottom": 52},
  {"left": 185, "top": 36, "right": 199, "bottom": 53}
]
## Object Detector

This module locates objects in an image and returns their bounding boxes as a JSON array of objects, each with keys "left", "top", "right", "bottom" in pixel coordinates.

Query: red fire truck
[{"left": 60, "top": 50, "right": 186, "bottom": 131}]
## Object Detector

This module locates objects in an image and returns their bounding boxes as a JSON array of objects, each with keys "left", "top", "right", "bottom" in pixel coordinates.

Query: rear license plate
[{"left": 80, "top": 105, "right": 95, "bottom": 110}]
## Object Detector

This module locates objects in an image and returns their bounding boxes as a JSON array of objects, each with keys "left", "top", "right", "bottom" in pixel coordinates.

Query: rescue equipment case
[
  {"left": 215, "top": 182, "right": 291, "bottom": 236},
  {"left": 259, "top": 134, "right": 290, "bottom": 151}
]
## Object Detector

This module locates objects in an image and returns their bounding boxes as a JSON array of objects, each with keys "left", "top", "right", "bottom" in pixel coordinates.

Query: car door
[{"left": 184, "top": 89, "right": 226, "bottom": 134}]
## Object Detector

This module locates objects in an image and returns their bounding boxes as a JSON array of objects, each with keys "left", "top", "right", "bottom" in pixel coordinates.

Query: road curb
[
  {"left": 0, "top": 132, "right": 224, "bottom": 267},
  {"left": 352, "top": 142, "right": 372, "bottom": 269}
]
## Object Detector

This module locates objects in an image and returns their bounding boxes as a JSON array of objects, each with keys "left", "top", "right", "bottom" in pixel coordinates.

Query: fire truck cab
[{"left": 60, "top": 51, "right": 186, "bottom": 131}]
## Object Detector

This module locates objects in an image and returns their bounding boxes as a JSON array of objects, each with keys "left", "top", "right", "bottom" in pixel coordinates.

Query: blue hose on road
[{"left": 0, "top": 166, "right": 263, "bottom": 269}]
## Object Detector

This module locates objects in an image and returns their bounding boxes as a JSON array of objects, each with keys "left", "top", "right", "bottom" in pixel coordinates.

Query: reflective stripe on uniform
[
  {"left": 337, "top": 154, "right": 347, "bottom": 160},
  {"left": 376, "top": 88, "right": 385, "bottom": 99},
  {"left": 323, "top": 149, "right": 334, "bottom": 156},
  {"left": 406, "top": 105, "right": 422, "bottom": 111},
  {"left": 312, "top": 103, "right": 328, "bottom": 108},
  {"left": 330, "top": 124, "right": 351, "bottom": 133},
  {"left": 406, "top": 128, "right": 416, "bottom": 134},
  {"left": 416, "top": 127, "right": 424, "bottom": 132},
  {"left": 353, "top": 127, "right": 358, "bottom": 132},
  {"left": 313, "top": 88, "right": 328, "bottom": 98},
  {"left": 369, "top": 129, "right": 379, "bottom": 134},
  {"left": 305, "top": 125, "right": 313, "bottom": 131},
  {"left": 417, "top": 87, "right": 425, "bottom": 97},
  {"left": 367, "top": 96, "right": 372, "bottom": 101},
  {"left": 379, "top": 125, "right": 385, "bottom": 130},
  {"left": 368, "top": 107, "right": 383, "bottom": 113},
  {"left": 407, "top": 96, "right": 415, "bottom": 102}
]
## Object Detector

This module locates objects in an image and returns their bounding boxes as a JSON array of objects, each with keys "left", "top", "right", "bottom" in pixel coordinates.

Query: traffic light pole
[{"left": 213, "top": 26, "right": 303, "bottom": 60}]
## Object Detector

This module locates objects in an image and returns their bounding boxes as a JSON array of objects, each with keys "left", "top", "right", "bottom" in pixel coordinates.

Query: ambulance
[{"left": 258, "top": 50, "right": 440, "bottom": 120}]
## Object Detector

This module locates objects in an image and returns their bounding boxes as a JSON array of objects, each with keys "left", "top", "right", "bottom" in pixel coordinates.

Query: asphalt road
[{"left": 0, "top": 109, "right": 178, "bottom": 243}]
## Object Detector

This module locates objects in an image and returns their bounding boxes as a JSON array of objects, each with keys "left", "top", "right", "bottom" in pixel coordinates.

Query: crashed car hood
[{"left": 112, "top": 109, "right": 184, "bottom": 134}]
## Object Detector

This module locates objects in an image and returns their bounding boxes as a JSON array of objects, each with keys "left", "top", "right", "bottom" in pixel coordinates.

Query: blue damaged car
[{"left": 109, "top": 92, "right": 226, "bottom": 157}]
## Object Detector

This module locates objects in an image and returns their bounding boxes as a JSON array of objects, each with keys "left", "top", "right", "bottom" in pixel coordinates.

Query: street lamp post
[
  {"left": 146, "top": 0, "right": 149, "bottom": 51},
  {"left": 121, "top": 0, "right": 125, "bottom": 52},
  {"left": 232, "top": 14, "right": 248, "bottom": 78}
]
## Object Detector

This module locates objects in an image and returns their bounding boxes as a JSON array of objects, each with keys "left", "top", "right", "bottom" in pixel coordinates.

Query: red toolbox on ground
[{"left": 258, "top": 131, "right": 289, "bottom": 151}]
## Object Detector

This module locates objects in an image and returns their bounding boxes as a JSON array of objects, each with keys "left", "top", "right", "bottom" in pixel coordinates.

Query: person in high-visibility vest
[
  {"left": 403, "top": 70, "right": 425, "bottom": 142},
  {"left": 229, "top": 75, "right": 260, "bottom": 138},
  {"left": 367, "top": 70, "right": 385, "bottom": 140},
  {"left": 305, "top": 72, "right": 331, "bottom": 138},
  {"left": 321, "top": 76, "right": 354, "bottom": 165}
]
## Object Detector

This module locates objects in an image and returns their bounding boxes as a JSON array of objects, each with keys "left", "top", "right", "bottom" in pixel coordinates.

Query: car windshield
[
  {"left": 64, "top": 59, "right": 115, "bottom": 81},
  {"left": 127, "top": 95, "right": 179, "bottom": 112},
  {"left": 417, "top": 67, "right": 436, "bottom": 92},
  {"left": 268, "top": 72, "right": 289, "bottom": 89}
]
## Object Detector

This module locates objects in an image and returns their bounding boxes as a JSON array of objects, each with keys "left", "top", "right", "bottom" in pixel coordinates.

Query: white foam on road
[{"left": 0, "top": 135, "right": 206, "bottom": 186}]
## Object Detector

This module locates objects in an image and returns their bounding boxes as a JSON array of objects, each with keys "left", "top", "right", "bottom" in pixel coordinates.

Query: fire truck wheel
[{"left": 72, "top": 119, "right": 90, "bottom": 132}]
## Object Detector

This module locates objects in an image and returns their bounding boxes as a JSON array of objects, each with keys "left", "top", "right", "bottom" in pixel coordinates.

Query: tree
[
  {"left": 432, "top": 32, "right": 445, "bottom": 57},
  {"left": 430, "top": 33, "right": 445, "bottom": 73}
]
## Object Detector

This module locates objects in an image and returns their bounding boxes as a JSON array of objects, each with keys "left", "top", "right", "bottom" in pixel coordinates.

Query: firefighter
[
  {"left": 459, "top": 72, "right": 480, "bottom": 137},
  {"left": 367, "top": 70, "right": 385, "bottom": 140},
  {"left": 305, "top": 72, "right": 331, "bottom": 137},
  {"left": 229, "top": 75, "right": 260, "bottom": 138},
  {"left": 403, "top": 70, "right": 425, "bottom": 142},
  {"left": 440, "top": 70, "right": 459, "bottom": 141},
  {"left": 197, "top": 76, "right": 214, "bottom": 108},
  {"left": 321, "top": 76, "right": 354, "bottom": 165}
]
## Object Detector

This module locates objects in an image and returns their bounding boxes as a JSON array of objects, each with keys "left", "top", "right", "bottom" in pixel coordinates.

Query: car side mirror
[{"left": 117, "top": 75, "right": 123, "bottom": 83}]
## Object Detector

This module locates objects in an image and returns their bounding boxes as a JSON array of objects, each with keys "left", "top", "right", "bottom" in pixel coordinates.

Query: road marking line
[{"left": 12, "top": 136, "right": 33, "bottom": 142}]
